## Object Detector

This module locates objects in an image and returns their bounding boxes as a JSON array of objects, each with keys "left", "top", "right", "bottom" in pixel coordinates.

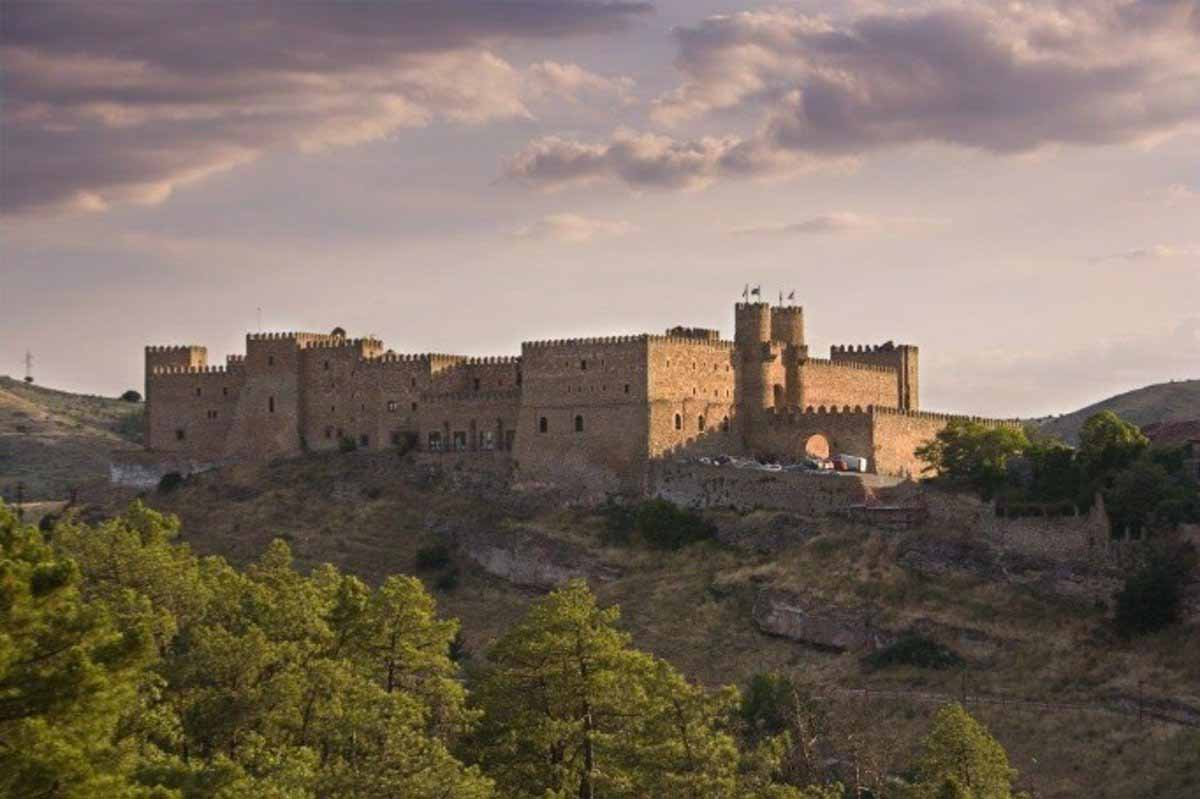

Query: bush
[
  {"left": 634, "top": 499, "right": 716, "bottom": 550},
  {"left": 435, "top": 568, "right": 460, "bottom": 592},
  {"left": 338, "top": 436, "right": 358, "bottom": 453},
  {"left": 394, "top": 431, "right": 418, "bottom": 456},
  {"left": 861, "top": 633, "right": 965, "bottom": 671},
  {"left": 415, "top": 544, "right": 453, "bottom": 572},
  {"left": 1114, "top": 544, "right": 1197, "bottom": 637},
  {"left": 598, "top": 497, "right": 636, "bottom": 546},
  {"left": 157, "top": 472, "right": 185, "bottom": 493},
  {"left": 120, "top": 389, "right": 142, "bottom": 403}
]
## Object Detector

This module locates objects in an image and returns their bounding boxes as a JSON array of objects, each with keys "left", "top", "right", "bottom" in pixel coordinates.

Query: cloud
[
  {"left": 514, "top": 213, "right": 637, "bottom": 243},
  {"left": 1090, "top": 244, "right": 1200, "bottom": 262},
  {"left": 0, "top": 0, "right": 651, "bottom": 216},
  {"left": 524, "top": 61, "right": 636, "bottom": 105},
  {"left": 510, "top": 1, "right": 1200, "bottom": 190},
  {"left": 731, "top": 212, "right": 879, "bottom": 236},
  {"left": 505, "top": 127, "right": 849, "bottom": 189}
]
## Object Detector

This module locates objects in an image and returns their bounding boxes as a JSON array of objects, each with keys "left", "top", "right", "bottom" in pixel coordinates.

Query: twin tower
[{"left": 733, "top": 302, "right": 919, "bottom": 424}]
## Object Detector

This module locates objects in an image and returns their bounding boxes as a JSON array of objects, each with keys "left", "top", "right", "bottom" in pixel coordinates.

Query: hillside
[
  {"left": 81, "top": 450, "right": 1200, "bottom": 799},
  {"left": 1038, "top": 379, "right": 1200, "bottom": 443},
  {"left": 0, "top": 375, "right": 142, "bottom": 501}
]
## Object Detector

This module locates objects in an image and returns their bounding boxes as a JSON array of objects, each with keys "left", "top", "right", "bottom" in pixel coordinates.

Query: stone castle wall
[
  {"left": 140, "top": 302, "right": 1004, "bottom": 496},
  {"left": 797, "top": 358, "right": 898, "bottom": 412}
]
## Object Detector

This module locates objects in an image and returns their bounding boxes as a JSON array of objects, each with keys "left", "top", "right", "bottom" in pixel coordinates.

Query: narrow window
[
  {"left": 195, "top": 387, "right": 202, "bottom": 397},
  {"left": 539, "top": 417, "right": 548, "bottom": 434},
  {"left": 268, "top": 396, "right": 275, "bottom": 413},
  {"left": 624, "top": 383, "right": 630, "bottom": 394},
  {"left": 330, "top": 405, "right": 336, "bottom": 413},
  {"left": 411, "top": 377, "right": 417, "bottom": 388},
  {"left": 698, "top": 415, "right": 705, "bottom": 431},
  {"left": 222, "top": 386, "right": 228, "bottom": 397},
  {"left": 360, "top": 434, "right": 369, "bottom": 447},
  {"left": 175, "top": 428, "right": 186, "bottom": 441},
  {"left": 516, "top": 372, "right": 522, "bottom": 386},
  {"left": 324, "top": 360, "right": 330, "bottom": 371},
  {"left": 411, "top": 402, "right": 418, "bottom": 412},
  {"left": 674, "top": 413, "right": 682, "bottom": 431},
  {"left": 268, "top": 355, "right": 275, "bottom": 366},
  {"left": 473, "top": 378, "right": 480, "bottom": 391},
  {"left": 575, "top": 415, "right": 584, "bottom": 433},
  {"left": 721, "top": 416, "right": 730, "bottom": 432},
  {"left": 580, "top": 359, "right": 587, "bottom": 371}
]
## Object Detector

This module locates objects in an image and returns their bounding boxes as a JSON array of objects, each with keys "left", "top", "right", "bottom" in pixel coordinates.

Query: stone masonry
[{"left": 141, "top": 302, "right": 1017, "bottom": 492}]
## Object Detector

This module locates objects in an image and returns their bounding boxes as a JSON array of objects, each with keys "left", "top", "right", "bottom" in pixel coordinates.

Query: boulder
[
  {"left": 440, "top": 522, "right": 619, "bottom": 591},
  {"left": 752, "top": 589, "right": 894, "bottom": 652}
]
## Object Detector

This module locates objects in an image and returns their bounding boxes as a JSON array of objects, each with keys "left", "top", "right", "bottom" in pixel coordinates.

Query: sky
[{"left": 1, "top": 0, "right": 1198, "bottom": 418}]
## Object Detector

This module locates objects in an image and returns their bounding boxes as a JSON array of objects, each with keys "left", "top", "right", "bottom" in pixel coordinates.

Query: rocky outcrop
[
  {"left": 752, "top": 589, "right": 894, "bottom": 652},
  {"left": 437, "top": 522, "right": 620, "bottom": 591}
]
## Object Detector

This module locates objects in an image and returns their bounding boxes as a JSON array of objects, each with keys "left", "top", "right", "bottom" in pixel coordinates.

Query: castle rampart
[{"left": 139, "top": 300, "right": 995, "bottom": 493}]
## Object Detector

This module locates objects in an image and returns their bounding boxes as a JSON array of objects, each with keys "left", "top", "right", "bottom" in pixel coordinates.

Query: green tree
[
  {"left": 0, "top": 502, "right": 167, "bottom": 799},
  {"left": 906, "top": 703, "right": 1016, "bottom": 799},
  {"left": 1114, "top": 542, "right": 1198, "bottom": 637},
  {"left": 473, "top": 580, "right": 789, "bottom": 799},
  {"left": 916, "top": 422, "right": 1030, "bottom": 498},
  {"left": 1077, "top": 411, "right": 1148, "bottom": 481}
]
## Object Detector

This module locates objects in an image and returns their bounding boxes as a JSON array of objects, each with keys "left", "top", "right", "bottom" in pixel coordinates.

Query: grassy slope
[
  {"left": 1038, "top": 379, "right": 1200, "bottom": 443},
  {"left": 0, "top": 375, "right": 141, "bottom": 500},
  {"left": 90, "top": 450, "right": 1200, "bottom": 799},
  {"left": 11, "top": 379, "right": 1200, "bottom": 794}
]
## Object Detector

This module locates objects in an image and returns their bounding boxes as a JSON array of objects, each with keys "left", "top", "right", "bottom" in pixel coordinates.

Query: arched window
[
  {"left": 539, "top": 417, "right": 548, "bottom": 434},
  {"left": 674, "top": 413, "right": 682, "bottom": 431},
  {"left": 698, "top": 415, "right": 706, "bottom": 431},
  {"left": 721, "top": 416, "right": 730, "bottom": 432},
  {"left": 575, "top": 415, "right": 584, "bottom": 433}
]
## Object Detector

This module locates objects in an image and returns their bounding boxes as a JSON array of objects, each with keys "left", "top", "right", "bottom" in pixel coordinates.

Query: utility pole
[{"left": 23, "top": 350, "right": 34, "bottom": 383}]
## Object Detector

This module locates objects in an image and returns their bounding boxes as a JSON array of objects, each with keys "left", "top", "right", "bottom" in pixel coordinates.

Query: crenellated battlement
[
  {"left": 146, "top": 344, "right": 205, "bottom": 354},
  {"left": 524, "top": 334, "right": 649, "bottom": 349},
  {"left": 770, "top": 404, "right": 873, "bottom": 423},
  {"left": 831, "top": 342, "right": 916, "bottom": 355},
  {"left": 301, "top": 337, "right": 384, "bottom": 350},
  {"left": 869, "top": 405, "right": 1022, "bottom": 428},
  {"left": 150, "top": 365, "right": 234, "bottom": 377},
  {"left": 803, "top": 357, "right": 897, "bottom": 375}
]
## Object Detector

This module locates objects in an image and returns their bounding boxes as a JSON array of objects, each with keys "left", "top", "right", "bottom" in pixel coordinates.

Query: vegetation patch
[{"left": 861, "top": 633, "right": 965, "bottom": 671}]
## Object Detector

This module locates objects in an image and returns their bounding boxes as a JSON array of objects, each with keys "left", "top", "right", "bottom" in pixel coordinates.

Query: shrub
[
  {"left": 120, "top": 389, "right": 142, "bottom": 403},
  {"left": 1114, "top": 544, "right": 1197, "bottom": 637},
  {"left": 598, "top": 497, "right": 636, "bottom": 546},
  {"left": 861, "top": 633, "right": 965, "bottom": 671},
  {"left": 435, "top": 568, "right": 460, "bottom": 592},
  {"left": 634, "top": 499, "right": 716, "bottom": 550},
  {"left": 338, "top": 436, "right": 358, "bottom": 453},
  {"left": 415, "top": 544, "right": 453, "bottom": 572},
  {"left": 394, "top": 431, "right": 418, "bottom": 457},
  {"left": 38, "top": 513, "right": 59, "bottom": 533},
  {"left": 157, "top": 472, "right": 185, "bottom": 493}
]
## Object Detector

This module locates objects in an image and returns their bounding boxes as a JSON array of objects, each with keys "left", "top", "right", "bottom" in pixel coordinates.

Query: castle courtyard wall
[
  {"left": 796, "top": 359, "right": 898, "bottom": 412},
  {"left": 647, "top": 337, "right": 737, "bottom": 458}
]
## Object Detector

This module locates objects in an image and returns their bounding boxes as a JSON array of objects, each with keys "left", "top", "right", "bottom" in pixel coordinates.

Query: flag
[
  {"left": 751, "top": 285, "right": 761, "bottom": 297},
  {"left": 778, "top": 291, "right": 784, "bottom": 306},
  {"left": 787, "top": 290, "right": 796, "bottom": 301},
  {"left": 742, "top": 283, "right": 749, "bottom": 301}
]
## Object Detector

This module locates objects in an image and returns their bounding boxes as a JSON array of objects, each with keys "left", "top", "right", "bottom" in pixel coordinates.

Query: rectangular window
[
  {"left": 268, "top": 355, "right": 275, "bottom": 366},
  {"left": 452, "top": 431, "right": 467, "bottom": 451},
  {"left": 359, "top": 434, "right": 369, "bottom": 447},
  {"left": 428, "top": 431, "right": 443, "bottom": 451},
  {"left": 175, "top": 428, "right": 186, "bottom": 441},
  {"left": 411, "top": 402, "right": 418, "bottom": 412},
  {"left": 624, "top": 384, "right": 630, "bottom": 394},
  {"left": 222, "top": 386, "right": 228, "bottom": 397},
  {"left": 473, "top": 378, "right": 481, "bottom": 391},
  {"left": 387, "top": 400, "right": 398, "bottom": 412},
  {"left": 480, "top": 430, "right": 496, "bottom": 450},
  {"left": 207, "top": 410, "right": 218, "bottom": 420},
  {"left": 268, "top": 396, "right": 275, "bottom": 413},
  {"left": 195, "top": 387, "right": 202, "bottom": 397}
]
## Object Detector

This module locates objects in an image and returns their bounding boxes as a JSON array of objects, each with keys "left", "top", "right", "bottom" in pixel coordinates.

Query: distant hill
[
  {"left": 1037, "top": 379, "right": 1200, "bottom": 444},
  {"left": 0, "top": 375, "right": 142, "bottom": 501}
]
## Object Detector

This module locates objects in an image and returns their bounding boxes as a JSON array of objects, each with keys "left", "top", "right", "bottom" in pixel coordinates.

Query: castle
[{"left": 141, "top": 302, "right": 1013, "bottom": 492}]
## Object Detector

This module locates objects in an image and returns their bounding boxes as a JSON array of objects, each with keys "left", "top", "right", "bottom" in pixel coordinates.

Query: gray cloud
[
  {"left": 0, "top": 1, "right": 651, "bottom": 215},
  {"left": 510, "top": 1, "right": 1200, "bottom": 189}
]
